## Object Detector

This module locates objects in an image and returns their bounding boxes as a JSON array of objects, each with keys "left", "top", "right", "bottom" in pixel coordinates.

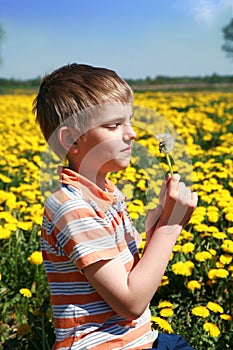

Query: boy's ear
[{"left": 57, "top": 127, "right": 79, "bottom": 155}]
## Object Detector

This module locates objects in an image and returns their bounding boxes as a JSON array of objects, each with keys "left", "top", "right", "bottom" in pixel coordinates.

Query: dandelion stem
[{"left": 165, "top": 153, "right": 173, "bottom": 175}]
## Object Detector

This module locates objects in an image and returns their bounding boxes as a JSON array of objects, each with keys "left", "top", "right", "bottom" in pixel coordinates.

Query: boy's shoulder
[
  {"left": 45, "top": 184, "right": 83, "bottom": 212},
  {"left": 57, "top": 183, "right": 82, "bottom": 201}
]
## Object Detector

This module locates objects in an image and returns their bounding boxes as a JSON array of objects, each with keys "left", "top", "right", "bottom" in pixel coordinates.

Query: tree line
[{"left": 0, "top": 73, "right": 232, "bottom": 92}]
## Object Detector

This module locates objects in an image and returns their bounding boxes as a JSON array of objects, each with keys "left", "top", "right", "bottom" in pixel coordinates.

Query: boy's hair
[{"left": 33, "top": 63, "right": 134, "bottom": 157}]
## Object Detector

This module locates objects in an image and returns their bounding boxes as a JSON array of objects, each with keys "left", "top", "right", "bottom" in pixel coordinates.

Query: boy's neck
[{"left": 68, "top": 162, "right": 106, "bottom": 190}]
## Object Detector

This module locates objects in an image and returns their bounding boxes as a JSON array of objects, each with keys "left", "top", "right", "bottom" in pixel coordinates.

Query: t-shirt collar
[{"left": 57, "top": 166, "right": 117, "bottom": 208}]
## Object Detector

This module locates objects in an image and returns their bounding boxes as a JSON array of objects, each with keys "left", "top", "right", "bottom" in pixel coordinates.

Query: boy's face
[{"left": 75, "top": 103, "right": 136, "bottom": 177}]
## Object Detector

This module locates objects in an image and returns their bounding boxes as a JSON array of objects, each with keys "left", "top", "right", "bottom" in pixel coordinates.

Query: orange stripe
[
  {"left": 54, "top": 207, "right": 97, "bottom": 232},
  {"left": 51, "top": 291, "right": 102, "bottom": 305},
  {"left": 46, "top": 271, "right": 82, "bottom": 283},
  {"left": 76, "top": 248, "right": 118, "bottom": 270},
  {"left": 53, "top": 188, "right": 71, "bottom": 203}
]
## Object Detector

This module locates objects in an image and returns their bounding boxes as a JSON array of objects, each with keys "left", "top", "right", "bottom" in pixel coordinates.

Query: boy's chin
[
  {"left": 113, "top": 160, "right": 131, "bottom": 171},
  {"left": 104, "top": 159, "right": 131, "bottom": 173}
]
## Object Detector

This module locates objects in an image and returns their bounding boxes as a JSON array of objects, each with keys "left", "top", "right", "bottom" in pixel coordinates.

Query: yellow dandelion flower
[
  {"left": 207, "top": 211, "right": 219, "bottom": 223},
  {"left": 130, "top": 212, "right": 139, "bottom": 220},
  {"left": 128, "top": 199, "right": 144, "bottom": 213},
  {"left": 32, "top": 215, "right": 43, "bottom": 225},
  {"left": 18, "top": 221, "right": 33, "bottom": 231},
  {"left": 225, "top": 212, "right": 233, "bottom": 222},
  {"left": 193, "top": 224, "right": 209, "bottom": 232},
  {"left": 28, "top": 251, "right": 43, "bottom": 265},
  {"left": 0, "top": 211, "right": 18, "bottom": 223},
  {"left": 221, "top": 240, "right": 233, "bottom": 254},
  {"left": 159, "top": 275, "right": 169, "bottom": 287},
  {"left": 220, "top": 314, "right": 232, "bottom": 321},
  {"left": 216, "top": 262, "right": 224, "bottom": 268},
  {"left": 208, "top": 269, "right": 217, "bottom": 280},
  {"left": 122, "top": 183, "right": 134, "bottom": 199},
  {"left": 228, "top": 266, "right": 233, "bottom": 276},
  {"left": 0, "top": 227, "right": 12, "bottom": 240},
  {"left": 191, "top": 306, "right": 210, "bottom": 318},
  {"left": 19, "top": 288, "right": 32, "bottom": 298},
  {"left": 203, "top": 322, "right": 220, "bottom": 338},
  {"left": 200, "top": 233, "right": 211, "bottom": 238},
  {"left": 195, "top": 251, "right": 212, "bottom": 262},
  {"left": 186, "top": 261, "right": 195, "bottom": 269},
  {"left": 173, "top": 244, "right": 182, "bottom": 252},
  {"left": 206, "top": 226, "right": 219, "bottom": 233},
  {"left": 207, "top": 302, "right": 223, "bottom": 313},
  {"left": 172, "top": 261, "right": 194, "bottom": 276},
  {"left": 189, "top": 215, "right": 204, "bottom": 225},
  {"left": 187, "top": 280, "right": 202, "bottom": 291},
  {"left": 158, "top": 301, "right": 173, "bottom": 309},
  {"left": 181, "top": 242, "right": 195, "bottom": 254},
  {"left": 159, "top": 308, "right": 174, "bottom": 317},
  {"left": 227, "top": 227, "right": 233, "bottom": 235},
  {"left": 207, "top": 206, "right": 219, "bottom": 212},
  {"left": 208, "top": 268, "right": 229, "bottom": 279},
  {"left": 215, "top": 268, "right": 229, "bottom": 278},
  {"left": 203, "top": 133, "right": 212, "bottom": 141},
  {"left": 44, "top": 190, "right": 52, "bottom": 198},
  {"left": 4, "top": 223, "right": 17, "bottom": 231},
  {"left": 181, "top": 230, "right": 194, "bottom": 241},
  {"left": 212, "top": 232, "right": 227, "bottom": 239},
  {"left": 219, "top": 255, "right": 232, "bottom": 265},
  {"left": 136, "top": 179, "right": 147, "bottom": 191},
  {"left": 151, "top": 316, "right": 173, "bottom": 333},
  {"left": 138, "top": 240, "right": 146, "bottom": 253},
  {"left": 0, "top": 173, "right": 12, "bottom": 183},
  {"left": 208, "top": 248, "right": 216, "bottom": 256}
]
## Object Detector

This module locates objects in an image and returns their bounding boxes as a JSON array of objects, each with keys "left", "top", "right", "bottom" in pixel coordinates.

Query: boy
[{"left": 33, "top": 63, "right": 197, "bottom": 349}]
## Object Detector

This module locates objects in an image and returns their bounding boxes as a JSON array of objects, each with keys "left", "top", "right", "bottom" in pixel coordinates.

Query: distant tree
[{"left": 222, "top": 18, "right": 233, "bottom": 59}]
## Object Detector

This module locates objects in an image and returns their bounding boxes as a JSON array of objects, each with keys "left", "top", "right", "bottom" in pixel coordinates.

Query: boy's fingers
[
  {"left": 167, "top": 173, "right": 181, "bottom": 197},
  {"left": 191, "top": 191, "right": 198, "bottom": 208}
]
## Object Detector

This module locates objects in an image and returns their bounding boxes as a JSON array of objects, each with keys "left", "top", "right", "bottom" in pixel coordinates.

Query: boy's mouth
[{"left": 121, "top": 146, "right": 131, "bottom": 153}]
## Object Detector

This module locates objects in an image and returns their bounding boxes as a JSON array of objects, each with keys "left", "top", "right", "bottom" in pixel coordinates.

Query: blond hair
[{"left": 33, "top": 63, "right": 133, "bottom": 157}]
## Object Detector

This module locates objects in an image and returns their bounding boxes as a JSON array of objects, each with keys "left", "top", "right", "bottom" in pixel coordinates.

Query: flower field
[{"left": 0, "top": 91, "right": 233, "bottom": 349}]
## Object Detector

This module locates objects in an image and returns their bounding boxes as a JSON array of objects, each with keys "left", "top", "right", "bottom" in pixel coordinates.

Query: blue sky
[{"left": 0, "top": 0, "right": 232, "bottom": 80}]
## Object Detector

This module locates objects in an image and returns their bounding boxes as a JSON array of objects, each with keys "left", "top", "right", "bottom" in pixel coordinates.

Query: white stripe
[
  {"left": 43, "top": 259, "right": 77, "bottom": 273},
  {"left": 46, "top": 194, "right": 61, "bottom": 213},
  {"left": 62, "top": 184, "right": 82, "bottom": 200},
  {"left": 54, "top": 200, "right": 92, "bottom": 222},
  {"left": 41, "top": 237, "right": 58, "bottom": 255},
  {"left": 52, "top": 301, "right": 112, "bottom": 318},
  {"left": 69, "top": 235, "right": 117, "bottom": 262},
  {"left": 49, "top": 281, "right": 95, "bottom": 295}
]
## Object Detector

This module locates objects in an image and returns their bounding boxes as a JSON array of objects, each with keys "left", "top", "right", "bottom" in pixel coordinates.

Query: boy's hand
[
  {"left": 158, "top": 173, "right": 198, "bottom": 229},
  {"left": 145, "top": 179, "right": 167, "bottom": 242}
]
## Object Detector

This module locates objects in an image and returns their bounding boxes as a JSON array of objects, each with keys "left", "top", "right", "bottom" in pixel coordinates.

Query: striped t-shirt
[{"left": 41, "top": 166, "right": 157, "bottom": 349}]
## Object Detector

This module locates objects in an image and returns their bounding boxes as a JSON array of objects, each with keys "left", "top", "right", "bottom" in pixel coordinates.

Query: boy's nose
[{"left": 123, "top": 123, "right": 136, "bottom": 141}]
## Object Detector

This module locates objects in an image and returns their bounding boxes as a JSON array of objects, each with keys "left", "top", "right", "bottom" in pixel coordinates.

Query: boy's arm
[{"left": 83, "top": 174, "right": 198, "bottom": 320}]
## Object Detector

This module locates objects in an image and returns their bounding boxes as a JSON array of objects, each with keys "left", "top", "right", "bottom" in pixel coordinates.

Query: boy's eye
[{"left": 104, "top": 123, "right": 121, "bottom": 130}]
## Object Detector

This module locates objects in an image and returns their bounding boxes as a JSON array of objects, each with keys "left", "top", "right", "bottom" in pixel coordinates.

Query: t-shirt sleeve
[{"left": 53, "top": 198, "right": 119, "bottom": 271}]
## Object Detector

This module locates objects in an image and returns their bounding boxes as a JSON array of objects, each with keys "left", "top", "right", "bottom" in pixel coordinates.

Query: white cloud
[{"left": 188, "top": 0, "right": 232, "bottom": 24}]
